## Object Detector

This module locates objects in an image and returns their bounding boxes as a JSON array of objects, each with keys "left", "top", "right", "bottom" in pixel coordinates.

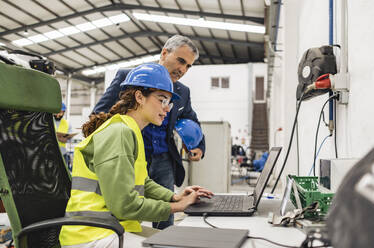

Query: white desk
[
  {"left": 106, "top": 198, "right": 307, "bottom": 247},
  {"left": 178, "top": 198, "right": 306, "bottom": 248},
  {"left": 0, "top": 198, "right": 306, "bottom": 248}
]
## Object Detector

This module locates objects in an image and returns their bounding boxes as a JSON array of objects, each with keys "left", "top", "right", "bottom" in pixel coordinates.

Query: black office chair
[{"left": 0, "top": 62, "right": 124, "bottom": 248}]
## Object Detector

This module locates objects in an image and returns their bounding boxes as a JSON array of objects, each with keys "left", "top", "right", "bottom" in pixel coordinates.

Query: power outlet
[
  {"left": 337, "top": 91, "right": 349, "bottom": 104},
  {"left": 331, "top": 72, "right": 350, "bottom": 104}
]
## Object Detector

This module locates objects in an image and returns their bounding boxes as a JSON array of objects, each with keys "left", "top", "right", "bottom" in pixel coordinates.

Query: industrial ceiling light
[
  {"left": 59, "top": 26, "right": 80, "bottom": 35},
  {"left": 108, "top": 14, "right": 130, "bottom": 24},
  {"left": 44, "top": 30, "right": 64, "bottom": 39},
  {"left": 11, "top": 14, "right": 130, "bottom": 47},
  {"left": 28, "top": 34, "right": 48, "bottom": 43},
  {"left": 133, "top": 12, "right": 265, "bottom": 34},
  {"left": 12, "top": 38, "right": 33, "bottom": 47},
  {"left": 76, "top": 22, "right": 96, "bottom": 32},
  {"left": 92, "top": 18, "right": 112, "bottom": 28}
]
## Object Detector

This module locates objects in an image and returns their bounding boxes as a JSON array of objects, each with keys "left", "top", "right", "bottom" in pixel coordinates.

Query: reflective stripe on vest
[
  {"left": 56, "top": 118, "right": 69, "bottom": 148},
  {"left": 59, "top": 114, "right": 148, "bottom": 246},
  {"left": 65, "top": 210, "right": 114, "bottom": 219},
  {"left": 71, "top": 176, "right": 102, "bottom": 195},
  {"left": 71, "top": 176, "right": 145, "bottom": 196}
]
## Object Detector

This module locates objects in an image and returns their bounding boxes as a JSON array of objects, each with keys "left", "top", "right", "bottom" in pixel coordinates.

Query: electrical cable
[
  {"left": 334, "top": 97, "right": 338, "bottom": 158},
  {"left": 312, "top": 94, "right": 338, "bottom": 176},
  {"left": 247, "top": 235, "right": 299, "bottom": 248},
  {"left": 321, "top": 110, "right": 328, "bottom": 127},
  {"left": 271, "top": 92, "right": 305, "bottom": 194},
  {"left": 202, "top": 213, "right": 219, "bottom": 228},
  {"left": 203, "top": 214, "right": 302, "bottom": 248},
  {"left": 308, "top": 134, "right": 331, "bottom": 176}
]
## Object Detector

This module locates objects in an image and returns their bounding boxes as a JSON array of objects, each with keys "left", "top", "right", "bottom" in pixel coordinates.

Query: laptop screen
[{"left": 253, "top": 147, "right": 282, "bottom": 204}]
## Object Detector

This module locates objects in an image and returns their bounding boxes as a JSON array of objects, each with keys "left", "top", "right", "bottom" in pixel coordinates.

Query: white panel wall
[
  {"left": 269, "top": 0, "right": 374, "bottom": 187},
  {"left": 179, "top": 63, "right": 266, "bottom": 146}
]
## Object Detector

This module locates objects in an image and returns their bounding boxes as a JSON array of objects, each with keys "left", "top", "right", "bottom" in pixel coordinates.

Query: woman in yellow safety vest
[{"left": 59, "top": 63, "right": 213, "bottom": 247}]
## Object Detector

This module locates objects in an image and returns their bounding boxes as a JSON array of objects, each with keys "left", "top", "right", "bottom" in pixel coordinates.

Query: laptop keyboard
[{"left": 212, "top": 195, "right": 245, "bottom": 212}]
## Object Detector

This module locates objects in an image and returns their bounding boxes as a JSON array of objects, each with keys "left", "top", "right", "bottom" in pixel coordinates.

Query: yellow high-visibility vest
[
  {"left": 56, "top": 118, "right": 69, "bottom": 148},
  {"left": 59, "top": 114, "right": 148, "bottom": 246}
]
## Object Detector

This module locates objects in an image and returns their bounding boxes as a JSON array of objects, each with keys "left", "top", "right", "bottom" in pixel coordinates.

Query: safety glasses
[{"left": 151, "top": 94, "right": 173, "bottom": 110}]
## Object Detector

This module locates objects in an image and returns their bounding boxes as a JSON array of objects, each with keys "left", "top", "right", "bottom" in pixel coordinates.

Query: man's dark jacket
[{"left": 93, "top": 69, "right": 205, "bottom": 186}]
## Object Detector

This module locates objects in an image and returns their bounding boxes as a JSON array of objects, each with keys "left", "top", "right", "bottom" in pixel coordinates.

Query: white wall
[
  {"left": 269, "top": 0, "right": 374, "bottom": 185},
  {"left": 179, "top": 63, "right": 266, "bottom": 147}
]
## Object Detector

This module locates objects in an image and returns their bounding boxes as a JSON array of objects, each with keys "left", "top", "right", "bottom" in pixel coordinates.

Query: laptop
[
  {"left": 184, "top": 147, "right": 282, "bottom": 216},
  {"left": 142, "top": 225, "right": 249, "bottom": 248}
]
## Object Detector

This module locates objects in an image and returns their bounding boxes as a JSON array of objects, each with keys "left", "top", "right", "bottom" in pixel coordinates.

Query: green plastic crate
[{"left": 290, "top": 175, "right": 334, "bottom": 218}]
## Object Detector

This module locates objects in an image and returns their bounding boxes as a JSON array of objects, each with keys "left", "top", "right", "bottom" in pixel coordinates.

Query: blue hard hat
[
  {"left": 61, "top": 102, "right": 66, "bottom": 111},
  {"left": 175, "top": 119, "right": 203, "bottom": 151},
  {"left": 120, "top": 63, "right": 180, "bottom": 100}
]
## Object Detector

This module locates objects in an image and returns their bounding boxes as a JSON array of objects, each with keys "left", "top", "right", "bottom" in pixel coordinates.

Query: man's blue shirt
[{"left": 142, "top": 113, "right": 169, "bottom": 159}]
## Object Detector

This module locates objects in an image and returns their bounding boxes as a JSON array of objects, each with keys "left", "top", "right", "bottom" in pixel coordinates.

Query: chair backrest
[{"left": 0, "top": 62, "right": 71, "bottom": 247}]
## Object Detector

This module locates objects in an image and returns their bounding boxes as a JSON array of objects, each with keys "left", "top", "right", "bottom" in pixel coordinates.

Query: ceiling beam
[
  {"left": 0, "top": 3, "right": 263, "bottom": 37},
  {"left": 72, "top": 51, "right": 161, "bottom": 72},
  {"left": 199, "top": 54, "right": 251, "bottom": 64},
  {"left": 70, "top": 74, "right": 103, "bottom": 84},
  {"left": 45, "top": 31, "right": 263, "bottom": 56},
  {"left": 73, "top": 50, "right": 251, "bottom": 73},
  {"left": 45, "top": 31, "right": 150, "bottom": 56}
]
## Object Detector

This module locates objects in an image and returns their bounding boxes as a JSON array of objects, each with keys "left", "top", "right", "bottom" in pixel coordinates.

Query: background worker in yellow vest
[
  {"left": 59, "top": 64, "right": 213, "bottom": 248},
  {"left": 54, "top": 102, "right": 73, "bottom": 169}
]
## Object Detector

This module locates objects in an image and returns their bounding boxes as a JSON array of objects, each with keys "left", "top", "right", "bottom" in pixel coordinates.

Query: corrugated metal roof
[{"left": 0, "top": 0, "right": 265, "bottom": 83}]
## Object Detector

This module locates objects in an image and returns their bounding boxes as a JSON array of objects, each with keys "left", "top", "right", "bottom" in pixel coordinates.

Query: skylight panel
[
  {"left": 133, "top": 13, "right": 265, "bottom": 34},
  {"left": 92, "top": 18, "right": 112, "bottom": 28},
  {"left": 12, "top": 38, "right": 33, "bottom": 47},
  {"left": 59, "top": 26, "right": 80, "bottom": 35}
]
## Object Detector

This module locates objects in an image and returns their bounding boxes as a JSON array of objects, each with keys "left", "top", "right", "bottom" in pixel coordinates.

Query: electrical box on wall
[{"left": 320, "top": 158, "right": 358, "bottom": 192}]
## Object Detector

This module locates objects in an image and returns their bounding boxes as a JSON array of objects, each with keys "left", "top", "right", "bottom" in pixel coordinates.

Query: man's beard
[{"left": 54, "top": 115, "right": 63, "bottom": 121}]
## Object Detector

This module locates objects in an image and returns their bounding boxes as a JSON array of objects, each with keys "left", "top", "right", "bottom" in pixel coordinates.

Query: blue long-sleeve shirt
[{"left": 142, "top": 114, "right": 169, "bottom": 159}]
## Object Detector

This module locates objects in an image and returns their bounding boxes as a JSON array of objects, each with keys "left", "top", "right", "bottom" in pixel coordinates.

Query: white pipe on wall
[
  {"left": 340, "top": 0, "right": 348, "bottom": 74},
  {"left": 66, "top": 74, "right": 72, "bottom": 122}
]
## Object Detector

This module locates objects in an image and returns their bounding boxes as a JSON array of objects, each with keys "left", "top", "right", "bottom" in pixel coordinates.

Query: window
[
  {"left": 221, "top": 77, "right": 230, "bottom": 88},
  {"left": 211, "top": 77, "right": 230, "bottom": 89},
  {"left": 211, "top": 77, "right": 219, "bottom": 88}
]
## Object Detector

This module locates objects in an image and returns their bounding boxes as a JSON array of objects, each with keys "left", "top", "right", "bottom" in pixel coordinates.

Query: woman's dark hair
[{"left": 82, "top": 86, "right": 154, "bottom": 137}]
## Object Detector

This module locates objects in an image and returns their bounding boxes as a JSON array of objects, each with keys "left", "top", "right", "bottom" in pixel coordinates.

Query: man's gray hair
[{"left": 163, "top": 35, "right": 199, "bottom": 60}]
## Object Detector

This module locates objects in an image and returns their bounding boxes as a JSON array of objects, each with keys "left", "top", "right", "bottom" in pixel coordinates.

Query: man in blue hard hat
[{"left": 92, "top": 35, "right": 205, "bottom": 229}]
